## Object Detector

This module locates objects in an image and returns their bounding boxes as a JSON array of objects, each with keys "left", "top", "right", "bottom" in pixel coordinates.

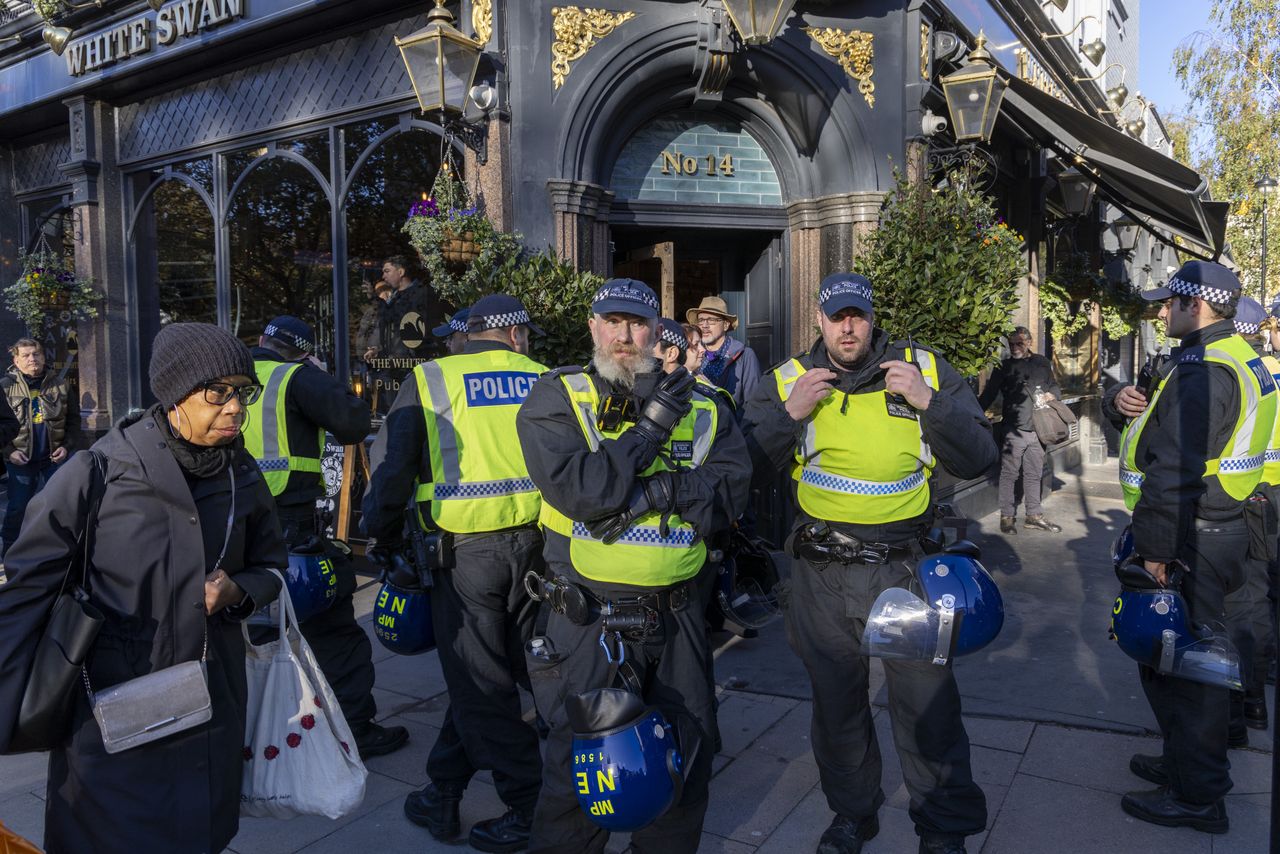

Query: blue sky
[{"left": 1138, "top": 0, "right": 1214, "bottom": 120}]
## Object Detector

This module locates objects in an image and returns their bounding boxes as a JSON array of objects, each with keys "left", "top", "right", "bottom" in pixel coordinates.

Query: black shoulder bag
[{"left": 7, "top": 450, "right": 108, "bottom": 753}]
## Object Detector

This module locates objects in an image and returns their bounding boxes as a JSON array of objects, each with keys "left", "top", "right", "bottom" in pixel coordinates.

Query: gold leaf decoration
[
  {"left": 472, "top": 0, "right": 492, "bottom": 45},
  {"left": 551, "top": 6, "right": 636, "bottom": 89},
  {"left": 804, "top": 26, "right": 876, "bottom": 108},
  {"left": 920, "top": 22, "right": 930, "bottom": 81}
]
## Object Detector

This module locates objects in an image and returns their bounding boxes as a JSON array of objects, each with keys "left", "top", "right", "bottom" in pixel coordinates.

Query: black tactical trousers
[
  {"left": 785, "top": 553, "right": 987, "bottom": 839},
  {"left": 426, "top": 528, "right": 545, "bottom": 812},
  {"left": 1226, "top": 552, "right": 1272, "bottom": 721},
  {"left": 277, "top": 504, "right": 377, "bottom": 727},
  {"left": 526, "top": 579, "right": 716, "bottom": 854},
  {"left": 1140, "top": 522, "right": 1248, "bottom": 804}
]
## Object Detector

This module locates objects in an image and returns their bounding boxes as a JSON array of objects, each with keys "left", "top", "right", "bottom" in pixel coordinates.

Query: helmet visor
[
  {"left": 1162, "top": 631, "right": 1243, "bottom": 690},
  {"left": 716, "top": 576, "right": 781, "bottom": 629},
  {"left": 861, "top": 586, "right": 957, "bottom": 665}
]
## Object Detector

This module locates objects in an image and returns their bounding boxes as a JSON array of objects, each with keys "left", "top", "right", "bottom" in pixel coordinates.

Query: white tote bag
[{"left": 240, "top": 570, "right": 368, "bottom": 819}]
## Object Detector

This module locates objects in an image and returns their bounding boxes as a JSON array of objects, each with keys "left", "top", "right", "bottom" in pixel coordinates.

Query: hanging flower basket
[
  {"left": 440, "top": 230, "right": 481, "bottom": 270},
  {"left": 403, "top": 162, "right": 497, "bottom": 290},
  {"left": 3, "top": 239, "right": 101, "bottom": 334}
]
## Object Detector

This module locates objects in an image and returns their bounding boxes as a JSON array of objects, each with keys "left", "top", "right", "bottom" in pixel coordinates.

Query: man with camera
[
  {"left": 515, "top": 279, "right": 749, "bottom": 853},
  {"left": 741, "top": 273, "right": 997, "bottom": 854},
  {"left": 364, "top": 294, "right": 548, "bottom": 853}
]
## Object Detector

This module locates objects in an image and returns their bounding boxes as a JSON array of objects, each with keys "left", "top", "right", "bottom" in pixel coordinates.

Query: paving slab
[
  {"left": 355, "top": 713, "right": 439, "bottom": 788},
  {"left": 703, "top": 750, "right": 821, "bottom": 845},
  {"left": 0, "top": 750, "right": 48, "bottom": 801},
  {"left": 961, "top": 716, "right": 1035, "bottom": 755},
  {"left": 0, "top": 792, "right": 44, "bottom": 848},
  {"left": 750, "top": 700, "right": 816, "bottom": 766},
  {"left": 714, "top": 690, "right": 798, "bottom": 758}
]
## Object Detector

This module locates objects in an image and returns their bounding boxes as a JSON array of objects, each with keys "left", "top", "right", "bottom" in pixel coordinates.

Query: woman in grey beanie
[{"left": 0, "top": 322, "right": 289, "bottom": 853}]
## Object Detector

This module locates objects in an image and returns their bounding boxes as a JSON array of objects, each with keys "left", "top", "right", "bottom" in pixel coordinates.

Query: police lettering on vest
[{"left": 464, "top": 371, "right": 539, "bottom": 406}]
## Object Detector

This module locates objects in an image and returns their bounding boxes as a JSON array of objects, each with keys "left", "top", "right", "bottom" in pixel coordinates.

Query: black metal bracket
[
  {"left": 438, "top": 112, "right": 488, "bottom": 165},
  {"left": 926, "top": 142, "right": 999, "bottom": 193}
]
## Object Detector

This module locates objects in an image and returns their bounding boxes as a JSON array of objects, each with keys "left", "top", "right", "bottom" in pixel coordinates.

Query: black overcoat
[{"left": 0, "top": 410, "right": 286, "bottom": 854}]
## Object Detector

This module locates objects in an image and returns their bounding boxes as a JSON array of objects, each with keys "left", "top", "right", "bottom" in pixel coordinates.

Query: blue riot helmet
[
  {"left": 372, "top": 550, "right": 435, "bottom": 655},
  {"left": 716, "top": 531, "right": 782, "bottom": 629},
  {"left": 568, "top": 688, "right": 683, "bottom": 832},
  {"left": 862, "top": 542, "right": 1004, "bottom": 665},
  {"left": 1110, "top": 558, "right": 1242, "bottom": 689},
  {"left": 1112, "top": 524, "right": 1135, "bottom": 572},
  {"left": 283, "top": 541, "right": 339, "bottom": 623}
]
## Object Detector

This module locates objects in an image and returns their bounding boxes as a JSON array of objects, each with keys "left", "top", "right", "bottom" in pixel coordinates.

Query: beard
[
  {"left": 594, "top": 342, "right": 658, "bottom": 390},
  {"left": 826, "top": 334, "right": 871, "bottom": 371}
]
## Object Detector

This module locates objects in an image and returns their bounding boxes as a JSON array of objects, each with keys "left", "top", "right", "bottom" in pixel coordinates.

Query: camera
[{"left": 921, "top": 109, "right": 948, "bottom": 137}]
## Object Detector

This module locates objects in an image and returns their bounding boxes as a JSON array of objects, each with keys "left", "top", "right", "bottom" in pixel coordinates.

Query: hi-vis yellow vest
[
  {"left": 244, "top": 360, "right": 325, "bottom": 496},
  {"left": 538, "top": 373, "right": 718, "bottom": 587},
  {"left": 1119, "top": 335, "right": 1278, "bottom": 509},
  {"left": 1262, "top": 353, "right": 1280, "bottom": 487},
  {"left": 774, "top": 348, "right": 941, "bottom": 525},
  {"left": 413, "top": 349, "right": 547, "bottom": 534}
]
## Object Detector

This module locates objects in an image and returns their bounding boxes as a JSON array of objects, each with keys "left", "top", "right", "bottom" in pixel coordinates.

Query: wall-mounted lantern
[
  {"left": 1058, "top": 167, "right": 1096, "bottom": 216},
  {"left": 720, "top": 0, "right": 798, "bottom": 45},
  {"left": 395, "top": 0, "right": 484, "bottom": 115},
  {"left": 940, "top": 32, "right": 1007, "bottom": 143}
]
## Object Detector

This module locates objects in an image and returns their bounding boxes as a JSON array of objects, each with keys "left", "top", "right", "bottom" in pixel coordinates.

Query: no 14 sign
[{"left": 660, "top": 150, "right": 735, "bottom": 177}]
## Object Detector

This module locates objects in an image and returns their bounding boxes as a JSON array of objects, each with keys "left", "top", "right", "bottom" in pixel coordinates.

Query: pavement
[{"left": 0, "top": 462, "right": 1274, "bottom": 852}]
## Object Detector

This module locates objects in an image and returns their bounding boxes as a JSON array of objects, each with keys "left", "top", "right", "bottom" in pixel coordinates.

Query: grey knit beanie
[{"left": 150, "top": 322, "right": 257, "bottom": 407}]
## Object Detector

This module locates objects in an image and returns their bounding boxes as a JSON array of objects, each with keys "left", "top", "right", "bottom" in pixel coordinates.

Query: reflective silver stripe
[
  {"left": 775, "top": 362, "right": 817, "bottom": 459},
  {"left": 1211, "top": 349, "right": 1260, "bottom": 458},
  {"left": 562, "top": 374, "right": 604, "bottom": 451},
  {"left": 800, "top": 466, "right": 926, "bottom": 496},
  {"left": 912, "top": 351, "right": 935, "bottom": 466},
  {"left": 421, "top": 362, "right": 462, "bottom": 484},
  {"left": 434, "top": 477, "right": 537, "bottom": 499},
  {"left": 775, "top": 361, "right": 802, "bottom": 399},
  {"left": 692, "top": 406, "right": 713, "bottom": 465},
  {"left": 571, "top": 521, "right": 697, "bottom": 548},
  {"left": 259, "top": 362, "right": 292, "bottom": 463}
]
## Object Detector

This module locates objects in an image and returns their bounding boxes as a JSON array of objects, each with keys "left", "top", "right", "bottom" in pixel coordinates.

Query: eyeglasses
[
  {"left": 697, "top": 317, "right": 727, "bottom": 327},
  {"left": 201, "top": 381, "right": 262, "bottom": 406}
]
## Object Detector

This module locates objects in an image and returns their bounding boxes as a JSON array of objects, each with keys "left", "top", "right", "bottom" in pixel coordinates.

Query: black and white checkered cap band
[
  {"left": 1167, "top": 275, "right": 1235, "bottom": 304},
  {"left": 475, "top": 309, "right": 531, "bottom": 330},
  {"left": 819, "top": 281, "right": 873, "bottom": 306},
  {"left": 593, "top": 285, "right": 660, "bottom": 311},
  {"left": 658, "top": 326, "right": 688, "bottom": 350},
  {"left": 449, "top": 318, "right": 469, "bottom": 333},
  {"left": 1235, "top": 319, "right": 1261, "bottom": 334},
  {"left": 265, "top": 324, "right": 313, "bottom": 353}
]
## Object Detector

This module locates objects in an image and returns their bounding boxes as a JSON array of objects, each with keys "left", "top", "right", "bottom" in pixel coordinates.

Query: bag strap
[{"left": 76, "top": 450, "right": 109, "bottom": 594}]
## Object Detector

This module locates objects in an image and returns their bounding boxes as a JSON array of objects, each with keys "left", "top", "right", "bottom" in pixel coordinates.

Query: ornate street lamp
[
  {"left": 1057, "top": 167, "right": 1096, "bottom": 216},
  {"left": 720, "top": 1, "right": 798, "bottom": 45},
  {"left": 940, "top": 33, "right": 1008, "bottom": 143},
  {"left": 1040, "top": 15, "right": 1106, "bottom": 66},
  {"left": 395, "top": 0, "right": 484, "bottom": 115},
  {"left": 1111, "top": 216, "right": 1141, "bottom": 254}
]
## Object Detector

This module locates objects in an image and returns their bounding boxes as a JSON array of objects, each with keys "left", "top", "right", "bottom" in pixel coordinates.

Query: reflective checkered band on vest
[
  {"left": 1266, "top": 450, "right": 1280, "bottom": 464},
  {"left": 800, "top": 467, "right": 926, "bottom": 496},
  {"left": 1219, "top": 454, "right": 1265, "bottom": 473},
  {"left": 1119, "top": 469, "right": 1144, "bottom": 488},
  {"left": 571, "top": 522, "right": 697, "bottom": 548},
  {"left": 434, "top": 477, "right": 537, "bottom": 500},
  {"left": 257, "top": 458, "right": 291, "bottom": 472}
]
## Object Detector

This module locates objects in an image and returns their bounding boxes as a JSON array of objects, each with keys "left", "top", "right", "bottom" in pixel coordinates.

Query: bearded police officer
[
  {"left": 364, "top": 295, "right": 548, "bottom": 853},
  {"left": 1110, "top": 263, "right": 1276, "bottom": 834},
  {"left": 742, "top": 273, "right": 997, "bottom": 854},
  {"left": 515, "top": 279, "right": 749, "bottom": 853},
  {"left": 245, "top": 316, "right": 408, "bottom": 757}
]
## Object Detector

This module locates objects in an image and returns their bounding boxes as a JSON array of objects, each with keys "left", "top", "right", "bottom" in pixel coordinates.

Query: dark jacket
[
  {"left": 701, "top": 335, "right": 761, "bottom": 410},
  {"left": 1112, "top": 319, "right": 1249, "bottom": 563},
  {"left": 742, "top": 329, "right": 998, "bottom": 544},
  {"left": 515, "top": 363, "right": 751, "bottom": 591},
  {"left": 1, "top": 366, "right": 76, "bottom": 459},
  {"left": 363, "top": 340, "right": 521, "bottom": 542},
  {"left": 978, "top": 353, "right": 1061, "bottom": 433},
  {"left": 250, "top": 347, "right": 371, "bottom": 510},
  {"left": 379, "top": 280, "right": 438, "bottom": 358},
  {"left": 0, "top": 409, "right": 286, "bottom": 854}
]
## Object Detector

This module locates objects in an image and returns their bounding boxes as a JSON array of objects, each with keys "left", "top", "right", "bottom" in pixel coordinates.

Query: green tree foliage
[
  {"left": 1172, "top": 0, "right": 1280, "bottom": 300},
  {"left": 855, "top": 172, "right": 1022, "bottom": 376}
]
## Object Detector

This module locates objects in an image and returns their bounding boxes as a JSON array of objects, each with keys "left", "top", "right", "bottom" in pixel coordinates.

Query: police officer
[
  {"left": 515, "top": 279, "right": 749, "bottom": 853},
  {"left": 363, "top": 295, "right": 548, "bottom": 853},
  {"left": 433, "top": 306, "right": 470, "bottom": 356},
  {"left": 1110, "top": 262, "right": 1276, "bottom": 833},
  {"left": 742, "top": 273, "right": 997, "bottom": 854},
  {"left": 246, "top": 316, "right": 408, "bottom": 757}
]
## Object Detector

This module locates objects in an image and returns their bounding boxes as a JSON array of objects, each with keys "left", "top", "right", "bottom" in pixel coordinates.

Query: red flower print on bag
[
  {"left": 243, "top": 746, "right": 252, "bottom": 761},
  {"left": 301, "top": 714, "right": 316, "bottom": 730},
  {"left": 264, "top": 745, "right": 280, "bottom": 760},
  {"left": 287, "top": 733, "right": 302, "bottom": 748}
]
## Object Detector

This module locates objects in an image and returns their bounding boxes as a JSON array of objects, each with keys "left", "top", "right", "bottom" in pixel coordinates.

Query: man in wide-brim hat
[{"left": 686, "top": 295, "right": 760, "bottom": 409}]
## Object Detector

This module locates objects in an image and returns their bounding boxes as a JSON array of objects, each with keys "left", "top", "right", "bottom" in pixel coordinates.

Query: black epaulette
[
  {"left": 693, "top": 381, "right": 736, "bottom": 410},
  {"left": 543, "top": 364, "right": 588, "bottom": 379}
]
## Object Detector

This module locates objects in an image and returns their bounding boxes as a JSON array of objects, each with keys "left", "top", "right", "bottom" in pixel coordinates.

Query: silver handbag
[{"left": 85, "top": 467, "right": 236, "bottom": 754}]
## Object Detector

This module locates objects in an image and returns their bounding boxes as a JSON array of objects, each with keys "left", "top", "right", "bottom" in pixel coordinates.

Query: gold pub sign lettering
[
  {"left": 659, "top": 150, "right": 735, "bottom": 177},
  {"left": 65, "top": 0, "right": 246, "bottom": 77}
]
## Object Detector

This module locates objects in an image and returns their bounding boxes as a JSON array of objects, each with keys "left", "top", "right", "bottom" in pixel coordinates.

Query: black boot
[
  {"left": 1120, "top": 787, "right": 1228, "bottom": 834},
  {"left": 1128, "top": 753, "right": 1168, "bottom": 786},
  {"left": 1244, "top": 691, "right": 1269, "bottom": 730},
  {"left": 404, "top": 782, "right": 464, "bottom": 841},
  {"left": 918, "top": 834, "right": 967, "bottom": 854},
  {"left": 816, "top": 814, "right": 879, "bottom": 854},
  {"left": 352, "top": 721, "right": 410, "bottom": 757},
  {"left": 469, "top": 807, "right": 534, "bottom": 853}
]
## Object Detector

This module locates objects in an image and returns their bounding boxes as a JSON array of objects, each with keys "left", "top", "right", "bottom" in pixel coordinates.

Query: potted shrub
[{"left": 3, "top": 244, "right": 101, "bottom": 334}]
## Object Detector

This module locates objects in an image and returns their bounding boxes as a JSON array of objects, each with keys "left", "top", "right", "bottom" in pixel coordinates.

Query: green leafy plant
[
  {"left": 3, "top": 246, "right": 101, "bottom": 334},
  {"left": 477, "top": 250, "right": 602, "bottom": 367},
  {"left": 1098, "top": 281, "right": 1145, "bottom": 339},
  {"left": 856, "top": 171, "right": 1023, "bottom": 376},
  {"left": 32, "top": 0, "right": 65, "bottom": 21},
  {"left": 403, "top": 165, "right": 510, "bottom": 299},
  {"left": 1039, "top": 277, "right": 1093, "bottom": 337}
]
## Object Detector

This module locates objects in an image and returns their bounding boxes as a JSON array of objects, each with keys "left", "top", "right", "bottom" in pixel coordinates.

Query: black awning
[{"left": 1000, "top": 75, "right": 1229, "bottom": 259}]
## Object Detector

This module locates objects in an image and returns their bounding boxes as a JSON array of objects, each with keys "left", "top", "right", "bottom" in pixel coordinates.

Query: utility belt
[
  {"left": 792, "top": 521, "right": 917, "bottom": 568},
  {"left": 524, "top": 571, "right": 693, "bottom": 639},
  {"left": 451, "top": 523, "right": 539, "bottom": 548}
]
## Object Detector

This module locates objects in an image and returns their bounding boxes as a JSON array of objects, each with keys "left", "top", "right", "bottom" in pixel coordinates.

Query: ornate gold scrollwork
[
  {"left": 804, "top": 26, "right": 876, "bottom": 108},
  {"left": 472, "top": 0, "right": 493, "bottom": 45},
  {"left": 551, "top": 6, "right": 636, "bottom": 89},
  {"left": 920, "top": 22, "right": 930, "bottom": 81}
]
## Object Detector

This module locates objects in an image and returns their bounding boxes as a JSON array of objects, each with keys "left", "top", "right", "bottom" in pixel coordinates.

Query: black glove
[
  {"left": 587, "top": 470, "right": 679, "bottom": 545},
  {"left": 630, "top": 367, "right": 695, "bottom": 450},
  {"left": 367, "top": 539, "right": 423, "bottom": 589}
]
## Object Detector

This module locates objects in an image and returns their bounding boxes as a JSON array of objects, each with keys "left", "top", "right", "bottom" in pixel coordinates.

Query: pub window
[{"left": 226, "top": 153, "right": 335, "bottom": 366}]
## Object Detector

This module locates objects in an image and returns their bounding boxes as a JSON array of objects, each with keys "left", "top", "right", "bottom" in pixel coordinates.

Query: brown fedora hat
[{"left": 686, "top": 296, "right": 738, "bottom": 331}]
